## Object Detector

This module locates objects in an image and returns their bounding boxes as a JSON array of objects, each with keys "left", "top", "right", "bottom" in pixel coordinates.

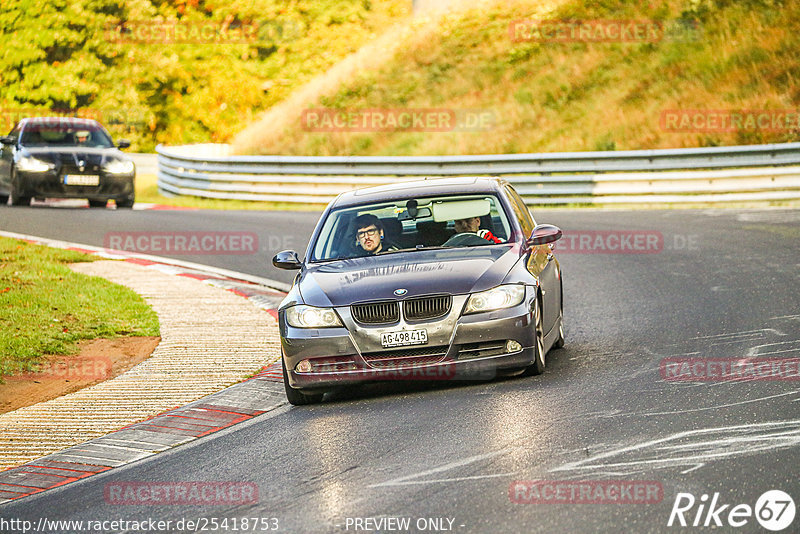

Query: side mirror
[
  {"left": 116, "top": 139, "right": 131, "bottom": 149},
  {"left": 273, "top": 250, "right": 302, "bottom": 270},
  {"left": 527, "top": 224, "right": 562, "bottom": 247},
  {"left": 0, "top": 136, "right": 15, "bottom": 146}
]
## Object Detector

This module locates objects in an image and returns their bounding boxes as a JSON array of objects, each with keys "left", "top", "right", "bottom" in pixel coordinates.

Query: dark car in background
[
  {"left": 0, "top": 117, "right": 135, "bottom": 207},
  {"left": 273, "top": 177, "right": 565, "bottom": 405}
]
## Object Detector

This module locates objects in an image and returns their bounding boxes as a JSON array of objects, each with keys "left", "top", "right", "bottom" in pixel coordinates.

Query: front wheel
[
  {"left": 9, "top": 172, "right": 31, "bottom": 206},
  {"left": 522, "top": 297, "right": 546, "bottom": 376},
  {"left": 553, "top": 308, "right": 565, "bottom": 349},
  {"left": 116, "top": 197, "right": 135, "bottom": 209},
  {"left": 282, "top": 360, "right": 324, "bottom": 406}
]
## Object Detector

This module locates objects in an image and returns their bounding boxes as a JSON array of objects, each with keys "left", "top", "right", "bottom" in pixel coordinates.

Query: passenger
[
  {"left": 354, "top": 214, "right": 398, "bottom": 256},
  {"left": 453, "top": 216, "right": 504, "bottom": 243}
]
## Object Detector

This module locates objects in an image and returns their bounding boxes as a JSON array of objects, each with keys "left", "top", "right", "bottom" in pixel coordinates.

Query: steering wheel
[{"left": 442, "top": 233, "right": 489, "bottom": 247}]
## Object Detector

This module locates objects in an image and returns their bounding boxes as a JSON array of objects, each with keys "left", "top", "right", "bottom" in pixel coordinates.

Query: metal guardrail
[{"left": 156, "top": 142, "right": 800, "bottom": 205}]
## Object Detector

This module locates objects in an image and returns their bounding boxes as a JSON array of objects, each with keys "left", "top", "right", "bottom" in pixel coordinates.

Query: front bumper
[
  {"left": 281, "top": 292, "right": 537, "bottom": 391},
  {"left": 16, "top": 170, "right": 134, "bottom": 200}
]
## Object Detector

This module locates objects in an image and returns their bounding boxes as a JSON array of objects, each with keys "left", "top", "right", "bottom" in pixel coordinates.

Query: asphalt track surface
[{"left": 1, "top": 205, "right": 799, "bottom": 533}]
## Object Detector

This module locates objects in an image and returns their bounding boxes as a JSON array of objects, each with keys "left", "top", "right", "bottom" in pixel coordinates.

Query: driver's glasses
[{"left": 357, "top": 227, "right": 379, "bottom": 240}]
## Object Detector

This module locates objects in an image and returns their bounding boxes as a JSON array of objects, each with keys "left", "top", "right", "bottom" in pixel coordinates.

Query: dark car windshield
[
  {"left": 310, "top": 194, "right": 512, "bottom": 262},
  {"left": 20, "top": 122, "right": 114, "bottom": 148}
]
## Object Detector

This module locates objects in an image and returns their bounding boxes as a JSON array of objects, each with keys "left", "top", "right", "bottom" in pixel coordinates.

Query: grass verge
[
  {"left": 0, "top": 237, "right": 160, "bottom": 378},
  {"left": 241, "top": 0, "right": 800, "bottom": 156},
  {"left": 135, "top": 173, "right": 327, "bottom": 212}
]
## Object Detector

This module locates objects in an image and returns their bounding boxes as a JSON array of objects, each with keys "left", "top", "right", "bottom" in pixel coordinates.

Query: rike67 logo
[{"left": 668, "top": 490, "right": 795, "bottom": 531}]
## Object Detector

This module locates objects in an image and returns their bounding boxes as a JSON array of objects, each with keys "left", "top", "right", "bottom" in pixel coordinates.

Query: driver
[
  {"left": 453, "top": 216, "right": 504, "bottom": 243},
  {"left": 354, "top": 214, "right": 398, "bottom": 256},
  {"left": 75, "top": 130, "right": 90, "bottom": 145}
]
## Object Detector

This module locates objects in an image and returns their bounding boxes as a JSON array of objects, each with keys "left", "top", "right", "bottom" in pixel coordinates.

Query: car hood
[
  {"left": 22, "top": 147, "right": 128, "bottom": 166},
  {"left": 297, "top": 245, "right": 522, "bottom": 307}
]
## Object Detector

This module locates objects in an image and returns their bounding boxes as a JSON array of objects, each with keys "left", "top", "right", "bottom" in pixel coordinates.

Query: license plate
[
  {"left": 381, "top": 329, "right": 428, "bottom": 348},
  {"left": 64, "top": 174, "right": 100, "bottom": 186}
]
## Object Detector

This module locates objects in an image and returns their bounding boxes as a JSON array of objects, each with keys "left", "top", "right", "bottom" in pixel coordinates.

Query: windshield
[
  {"left": 310, "top": 194, "right": 512, "bottom": 262},
  {"left": 20, "top": 122, "right": 115, "bottom": 148}
]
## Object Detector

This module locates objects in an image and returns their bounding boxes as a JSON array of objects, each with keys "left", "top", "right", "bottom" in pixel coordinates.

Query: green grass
[
  {"left": 135, "top": 173, "right": 327, "bottom": 212},
  {"left": 0, "top": 238, "right": 160, "bottom": 378},
  {"left": 242, "top": 0, "right": 800, "bottom": 156}
]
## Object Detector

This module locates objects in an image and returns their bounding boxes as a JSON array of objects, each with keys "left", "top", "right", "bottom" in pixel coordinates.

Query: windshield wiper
[{"left": 381, "top": 245, "right": 455, "bottom": 254}]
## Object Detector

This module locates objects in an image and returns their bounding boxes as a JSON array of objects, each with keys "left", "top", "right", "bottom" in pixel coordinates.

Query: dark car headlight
[
  {"left": 285, "top": 305, "right": 343, "bottom": 328},
  {"left": 464, "top": 285, "right": 526, "bottom": 314},
  {"left": 17, "top": 156, "right": 54, "bottom": 172}
]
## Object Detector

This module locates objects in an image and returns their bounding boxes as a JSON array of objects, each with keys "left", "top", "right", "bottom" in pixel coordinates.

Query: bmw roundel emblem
[{"left": 394, "top": 288, "right": 408, "bottom": 296}]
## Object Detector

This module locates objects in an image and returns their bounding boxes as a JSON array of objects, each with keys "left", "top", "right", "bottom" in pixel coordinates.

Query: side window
[{"left": 504, "top": 185, "right": 535, "bottom": 237}]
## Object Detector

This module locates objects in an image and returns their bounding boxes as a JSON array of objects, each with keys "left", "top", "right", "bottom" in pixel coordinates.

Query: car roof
[
  {"left": 332, "top": 177, "right": 508, "bottom": 208},
  {"left": 20, "top": 117, "right": 102, "bottom": 128}
]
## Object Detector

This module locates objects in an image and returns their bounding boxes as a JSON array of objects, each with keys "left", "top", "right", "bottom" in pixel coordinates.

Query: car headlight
[
  {"left": 285, "top": 305, "right": 343, "bottom": 328},
  {"left": 464, "top": 285, "right": 526, "bottom": 314},
  {"left": 17, "top": 156, "right": 53, "bottom": 172},
  {"left": 103, "top": 159, "right": 135, "bottom": 174}
]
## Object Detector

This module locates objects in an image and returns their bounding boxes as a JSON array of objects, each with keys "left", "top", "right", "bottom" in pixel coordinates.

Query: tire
[
  {"left": 9, "top": 172, "right": 31, "bottom": 206},
  {"left": 553, "top": 280, "right": 565, "bottom": 349},
  {"left": 553, "top": 310, "right": 565, "bottom": 349},
  {"left": 88, "top": 199, "right": 108, "bottom": 208},
  {"left": 0, "top": 194, "right": 8, "bottom": 205},
  {"left": 522, "top": 296, "right": 546, "bottom": 376},
  {"left": 282, "top": 360, "right": 324, "bottom": 406},
  {"left": 116, "top": 197, "right": 135, "bottom": 209}
]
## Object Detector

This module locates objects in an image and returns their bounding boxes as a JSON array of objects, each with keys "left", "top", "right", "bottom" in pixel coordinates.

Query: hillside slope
[{"left": 234, "top": 0, "right": 799, "bottom": 156}]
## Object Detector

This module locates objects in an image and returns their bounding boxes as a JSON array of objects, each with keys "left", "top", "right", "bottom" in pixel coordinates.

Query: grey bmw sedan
[{"left": 273, "top": 177, "right": 564, "bottom": 405}]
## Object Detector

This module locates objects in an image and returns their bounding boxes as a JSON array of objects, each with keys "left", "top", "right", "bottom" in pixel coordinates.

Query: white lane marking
[
  {"left": 680, "top": 463, "right": 705, "bottom": 474},
  {"left": 656, "top": 429, "right": 800, "bottom": 451},
  {"left": 550, "top": 419, "right": 800, "bottom": 475},
  {"left": 687, "top": 329, "right": 783, "bottom": 341},
  {"left": 371, "top": 473, "right": 517, "bottom": 487},
  {"left": 746, "top": 339, "right": 800, "bottom": 357},
  {"left": 616, "top": 390, "right": 800, "bottom": 417},
  {"left": 710, "top": 338, "right": 770, "bottom": 346},
  {"left": 368, "top": 448, "right": 518, "bottom": 488}
]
